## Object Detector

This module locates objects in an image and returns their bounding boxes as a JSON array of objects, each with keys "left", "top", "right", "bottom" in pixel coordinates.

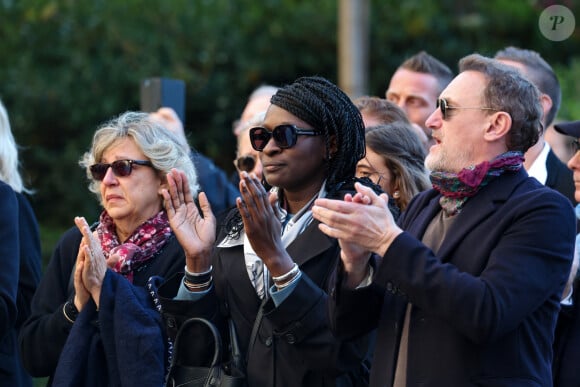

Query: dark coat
[
  {"left": 546, "top": 148, "right": 576, "bottom": 205},
  {"left": 0, "top": 182, "right": 21, "bottom": 386},
  {"left": 330, "top": 169, "right": 575, "bottom": 387},
  {"left": 18, "top": 227, "right": 185, "bottom": 384},
  {"left": 553, "top": 276, "right": 580, "bottom": 387},
  {"left": 4, "top": 193, "right": 42, "bottom": 387},
  {"left": 158, "top": 217, "right": 371, "bottom": 387},
  {"left": 52, "top": 271, "right": 166, "bottom": 387}
]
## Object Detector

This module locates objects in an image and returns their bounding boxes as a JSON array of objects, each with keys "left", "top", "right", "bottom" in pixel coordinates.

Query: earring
[{"left": 393, "top": 191, "right": 401, "bottom": 199}]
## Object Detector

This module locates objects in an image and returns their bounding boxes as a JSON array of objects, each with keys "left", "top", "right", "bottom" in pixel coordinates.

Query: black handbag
[{"left": 165, "top": 317, "right": 246, "bottom": 387}]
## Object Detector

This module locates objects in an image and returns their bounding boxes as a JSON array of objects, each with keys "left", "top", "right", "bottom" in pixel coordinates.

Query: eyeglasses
[
  {"left": 234, "top": 154, "right": 256, "bottom": 172},
  {"left": 249, "top": 125, "right": 322, "bottom": 151},
  {"left": 436, "top": 98, "right": 498, "bottom": 120},
  {"left": 89, "top": 159, "right": 153, "bottom": 181}
]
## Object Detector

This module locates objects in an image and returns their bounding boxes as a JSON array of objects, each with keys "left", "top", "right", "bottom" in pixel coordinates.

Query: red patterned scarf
[
  {"left": 430, "top": 151, "right": 524, "bottom": 216},
  {"left": 96, "top": 210, "right": 172, "bottom": 283}
]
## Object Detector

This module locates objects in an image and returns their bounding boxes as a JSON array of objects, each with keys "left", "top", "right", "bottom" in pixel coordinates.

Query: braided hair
[
  {"left": 223, "top": 76, "right": 377, "bottom": 237},
  {"left": 270, "top": 76, "right": 366, "bottom": 190}
]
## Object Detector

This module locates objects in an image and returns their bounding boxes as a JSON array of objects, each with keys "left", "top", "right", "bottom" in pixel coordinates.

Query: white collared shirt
[{"left": 527, "top": 142, "right": 550, "bottom": 185}]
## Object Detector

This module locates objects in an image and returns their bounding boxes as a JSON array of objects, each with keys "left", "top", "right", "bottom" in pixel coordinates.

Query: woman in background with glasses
[
  {"left": 158, "top": 76, "right": 399, "bottom": 386},
  {"left": 19, "top": 111, "right": 197, "bottom": 386}
]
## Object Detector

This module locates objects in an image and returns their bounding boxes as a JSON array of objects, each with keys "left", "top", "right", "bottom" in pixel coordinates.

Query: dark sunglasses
[
  {"left": 234, "top": 154, "right": 256, "bottom": 172},
  {"left": 249, "top": 124, "right": 322, "bottom": 151},
  {"left": 436, "top": 98, "right": 497, "bottom": 120},
  {"left": 89, "top": 159, "right": 153, "bottom": 181}
]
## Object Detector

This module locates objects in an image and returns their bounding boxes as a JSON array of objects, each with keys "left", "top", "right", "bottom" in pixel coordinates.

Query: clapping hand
[{"left": 162, "top": 168, "right": 216, "bottom": 272}]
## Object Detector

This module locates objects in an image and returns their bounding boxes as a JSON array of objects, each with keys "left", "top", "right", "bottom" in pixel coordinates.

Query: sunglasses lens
[
  {"left": 272, "top": 125, "right": 295, "bottom": 148},
  {"left": 111, "top": 160, "right": 132, "bottom": 177},
  {"left": 438, "top": 99, "right": 447, "bottom": 119},
  {"left": 250, "top": 128, "right": 271, "bottom": 151},
  {"left": 89, "top": 164, "right": 108, "bottom": 180},
  {"left": 236, "top": 156, "right": 256, "bottom": 172}
]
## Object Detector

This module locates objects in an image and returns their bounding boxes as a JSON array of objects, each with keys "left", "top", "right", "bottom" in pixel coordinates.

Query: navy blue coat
[
  {"left": 0, "top": 182, "right": 21, "bottom": 386},
  {"left": 331, "top": 169, "right": 575, "bottom": 386}
]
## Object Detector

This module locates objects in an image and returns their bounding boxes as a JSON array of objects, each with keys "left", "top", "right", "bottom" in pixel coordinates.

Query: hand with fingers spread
[
  {"left": 237, "top": 172, "right": 294, "bottom": 276},
  {"left": 74, "top": 216, "right": 108, "bottom": 308},
  {"left": 163, "top": 168, "right": 216, "bottom": 272},
  {"left": 313, "top": 182, "right": 402, "bottom": 284}
]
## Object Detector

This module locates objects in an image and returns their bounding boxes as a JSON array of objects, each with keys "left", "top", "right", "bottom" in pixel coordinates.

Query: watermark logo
[{"left": 539, "top": 5, "right": 575, "bottom": 41}]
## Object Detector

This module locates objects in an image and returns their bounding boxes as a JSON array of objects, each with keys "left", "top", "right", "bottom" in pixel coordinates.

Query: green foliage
[{"left": 0, "top": 0, "right": 579, "bottom": 266}]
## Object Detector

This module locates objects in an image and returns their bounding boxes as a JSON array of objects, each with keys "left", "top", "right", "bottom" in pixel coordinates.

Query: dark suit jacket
[
  {"left": 159, "top": 215, "right": 371, "bottom": 387},
  {"left": 553, "top": 276, "right": 580, "bottom": 387},
  {"left": 546, "top": 149, "right": 576, "bottom": 206},
  {"left": 331, "top": 169, "right": 575, "bottom": 387}
]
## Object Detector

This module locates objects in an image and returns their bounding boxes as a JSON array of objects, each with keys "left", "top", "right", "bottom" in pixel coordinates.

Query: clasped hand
[
  {"left": 312, "top": 182, "right": 402, "bottom": 287},
  {"left": 74, "top": 216, "right": 108, "bottom": 310}
]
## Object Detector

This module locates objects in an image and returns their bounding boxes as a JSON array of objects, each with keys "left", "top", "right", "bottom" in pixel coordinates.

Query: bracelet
[
  {"left": 63, "top": 300, "right": 79, "bottom": 323},
  {"left": 272, "top": 263, "right": 299, "bottom": 284},
  {"left": 184, "top": 265, "right": 212, "bottom": 284},
  {"left": 275, "top": 270, "right": 301, "bottom": 290},
  {"left": 183, "top": 276, "right": 213, "bottom": 291}
]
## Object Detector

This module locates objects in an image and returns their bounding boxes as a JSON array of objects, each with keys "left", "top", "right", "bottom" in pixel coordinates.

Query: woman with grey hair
[{"left": 19, "top": 111, "right": 198, "bottom": 386}]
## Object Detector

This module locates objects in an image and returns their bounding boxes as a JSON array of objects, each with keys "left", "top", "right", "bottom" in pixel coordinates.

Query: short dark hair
[
  {"left": 399, "top": 51, "right": 454, "bottom": 94},
  {"left": 494, "top": 46, "right": 561, "bottom": 127},
  {"left": 459, "top": 54, "right": 542, "bottom": 153}
]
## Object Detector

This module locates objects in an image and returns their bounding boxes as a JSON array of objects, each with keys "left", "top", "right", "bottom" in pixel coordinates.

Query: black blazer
[
  {"left": 331, "top": 169, "right": 575, "bottom": 386},
  {"left": 159, "top": 216, "right": 371, "bottom": 387}
]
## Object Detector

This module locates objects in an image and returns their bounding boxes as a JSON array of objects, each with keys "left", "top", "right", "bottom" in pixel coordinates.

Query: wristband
[
  {"left": 184, "top": 265, "right": 212, "bottom": 284},
  {"left": 63, "top": 300, "right": 79, "bottom": 323}
]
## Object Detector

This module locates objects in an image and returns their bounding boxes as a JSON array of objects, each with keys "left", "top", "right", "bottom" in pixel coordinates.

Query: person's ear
[
  {"left": 484, "top": 111, "right": 512, "bottom": 142},
  {"left": 327, "top": 134, "right": 338, "bottom": 159},
  {"left": 539, "top": 93, "right": 553, "bottom": 123}
]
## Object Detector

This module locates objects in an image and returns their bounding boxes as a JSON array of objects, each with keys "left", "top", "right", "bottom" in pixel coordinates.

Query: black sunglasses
[
  {"left": 89, "top": 159, "right": 154, "bottom": 181},
  {"left": 249, "top": 124, "right": 322, "bottom": 151},
  {"left": 436, "top": 98, "right": 497, "bottom": 120},
  {"left": 234, "top": 154, "right": 256, "bottom": 172}
]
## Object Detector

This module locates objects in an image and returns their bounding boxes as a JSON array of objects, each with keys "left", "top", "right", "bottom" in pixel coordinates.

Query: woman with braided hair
[{"left": 158, "top": 76, "right": 398, "bottom": 386}]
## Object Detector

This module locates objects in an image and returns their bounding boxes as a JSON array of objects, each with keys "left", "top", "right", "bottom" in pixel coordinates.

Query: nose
[
  {"left": 424, "top": 107, "right": 441, "bottom": 130},
  {"left": 567, "top": 150, "right": 580, "bottom": 171},
  {"left": 101, "top": 166, "right": 118, "bottom": 184}
]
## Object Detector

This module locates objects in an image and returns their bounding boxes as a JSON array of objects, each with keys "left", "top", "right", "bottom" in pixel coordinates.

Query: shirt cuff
[{"left": 269, "top": 271, "right": 302, "bottom": 307}]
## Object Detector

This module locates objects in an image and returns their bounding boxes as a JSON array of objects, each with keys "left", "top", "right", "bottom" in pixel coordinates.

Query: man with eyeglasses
[
  {"left": 495, "top": 46, "right": 575, "bottom": 206},
  {"left": 312, "top": 54, "right": 575, "bottom": 386}
]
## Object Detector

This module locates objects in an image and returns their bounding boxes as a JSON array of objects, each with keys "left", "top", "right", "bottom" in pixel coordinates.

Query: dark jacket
[
  {"left": 52, "top": 271, "right": 166, "bottom": 387},
  {"left": 546, "top": 148, "right": 576, "bottom": 205},
  {"left": 5, "top": 193, "right": 42, "bottom": 387},
  {"left": 553, "top": 276, "right": 580, "bottom": 387},
  {"left": 158, "top": 214, "right": 371, "bottom": 387},
  {"left": 330, "top": 169, "right": 575, "bottom": 386},
  {"left": 0, "top": 182, "right": 21, "bottom": 387},
  {"left": 18, "top": 226, "right": 185, "bottom": 384}
]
